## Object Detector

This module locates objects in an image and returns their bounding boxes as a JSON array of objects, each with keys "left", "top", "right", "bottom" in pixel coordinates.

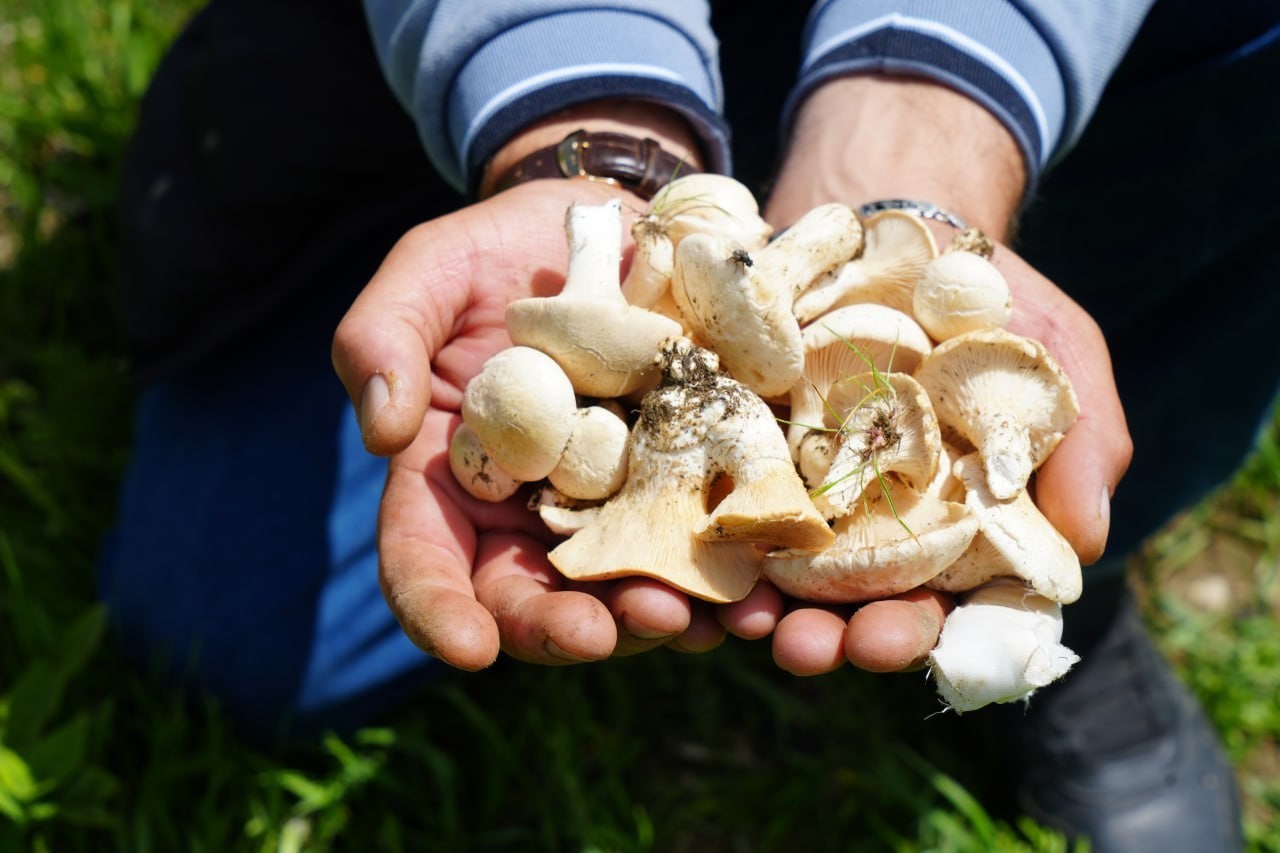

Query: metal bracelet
[{"left": 855, "top": 198, "right": 968, "bottom": 230}]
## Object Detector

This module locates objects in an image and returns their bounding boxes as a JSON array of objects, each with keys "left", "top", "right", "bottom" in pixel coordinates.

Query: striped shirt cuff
[
  {"left": 446, "top": 9, "right": 730, "bottom": 195},
  {"left": 787, "top": 0, "right": 1067, "bottom": 192}
]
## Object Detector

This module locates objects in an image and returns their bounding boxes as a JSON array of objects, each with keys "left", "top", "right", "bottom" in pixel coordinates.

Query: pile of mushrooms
[{"left": 450, "top": 176, "right": 1084, "bottom": 712}]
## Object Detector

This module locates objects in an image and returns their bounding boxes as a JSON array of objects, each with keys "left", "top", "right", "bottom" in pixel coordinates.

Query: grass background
[{"left": 1, "top": 1, "right": 1277, "bottom": 850}]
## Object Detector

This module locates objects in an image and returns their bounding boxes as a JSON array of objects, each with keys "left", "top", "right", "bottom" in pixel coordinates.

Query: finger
[
  {"left": 1000, "top": 251, "right": 1133, "bottom": 563},
  {"left": 379, "top": 447, "right": 499, "bottom": 671},
  {"left": 477, "top": 577, "right": 618, "bottom": 665},
  {"left": 603, "top": 578, "right": 693, "bottom": 656},
  {"left": 1025, "top": 307, "right": 1131, "bottom": 563},
  {"left": 844, "top": 588, "right": 952, "bottom": 673},
  {"left": 332, "top": 220, "right": 479, "bottom": 456},
  {"left": 332, "top": 183, "right": 632, "bottom": 456},
  {"left": 772, "top": 607, "right": 849, "bottom": 675},
  {"left": 472, "top": 539, "right": 618, "bottom": 664},
  {"left": 668, "top": 603, "right": 728, "bottom": 654},
  {"left": 379, "top": 411, "right": 549, "bottom": 670},
  {"left": 717, "top": 580, "right": 784, "bottom": 640}
]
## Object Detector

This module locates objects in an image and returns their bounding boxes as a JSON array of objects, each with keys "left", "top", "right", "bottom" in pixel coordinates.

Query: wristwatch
[{"left": 487, "top": 129, "right": 699, "bottom": 200}]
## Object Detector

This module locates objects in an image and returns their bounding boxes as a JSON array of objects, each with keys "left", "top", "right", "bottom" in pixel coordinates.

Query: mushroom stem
[
  {"left": 927, "top": 577, "right": 1079, "bottom": 713},
  {"left": 505, "top": 200, "right": 683, "bottom": 397},
  {"left": 562, "top": 199, "right": 623, "bottom": 297},
  {"left": 971, "top": 411, "right": 1036, "bottom": 501}
]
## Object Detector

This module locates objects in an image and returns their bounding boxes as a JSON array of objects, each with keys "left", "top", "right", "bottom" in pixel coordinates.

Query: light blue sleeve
[
  {"left": 363, "top": 0, "right": 730, "bottom": 195},
  {"left": 790, "top": 0, "right": 1157, "bottom": 187}
]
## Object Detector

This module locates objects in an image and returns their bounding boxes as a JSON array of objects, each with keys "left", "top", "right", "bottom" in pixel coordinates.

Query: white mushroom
[
  {"left": 547, "top": 405, "right": 631, "bottom": 501},
  {"left": 505, "top": 199, "right": 682, "bottom": 397},
  {"left": 808, "top": 371, "right": 941, "bottom": 519},
  {"left": 913, "top": 328, "right": 1079, "bottom": 500},
  {"left": 672, "top": 202, "right": 863, "bottom": 398},
  {"left": 448, "top": 422, "right": 523, "bottom": 502},
  {"left": 911, "top": 250, "right": 1012, "bottom": 342},
  {"left": 927, "top": 453, "right": 1083, "bottom": 604},
  {"left": 792, "top": 210, "right": 937, "bottom": 324},
  {"left": 786, "top": 303, "right": 932, "bottom": 465},
  {"left": 623, "top": 173, "right": 772, "bottom": 310},
  {"left": 549, "top": 338, "right": 833, "bottom": 603},
  {"left": 764, "top": 477, "right": 977, "bottom": 603},
  {"left": 460, "top": 346, "right": 578, "bottom": 482},
  {"left": 927, "top": 577, "right": 1079, "bottom": 713},
  {"left": 921, "top": 440, "right": 967, "bottom": 503},
  {"left": 529, "top": 486, "right": 601, "bottom": 536}
]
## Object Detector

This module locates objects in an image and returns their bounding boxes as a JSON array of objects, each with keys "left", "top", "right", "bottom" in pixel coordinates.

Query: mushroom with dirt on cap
[{"left": 549, "top": 337, "right": 834, "bottom": 603}]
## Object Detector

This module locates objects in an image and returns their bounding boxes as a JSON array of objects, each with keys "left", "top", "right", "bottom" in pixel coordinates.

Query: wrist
[
  {"left": 769, "top": 76, "right": 1026, "bottom": 240},
  {"left": 478, "top": 100, "right": 705, "bottom": 200}
]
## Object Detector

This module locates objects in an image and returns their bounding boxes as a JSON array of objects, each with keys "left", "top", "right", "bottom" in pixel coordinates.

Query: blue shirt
[{"left": 363, "top": 0, "right": 1276, "bottom": 195}]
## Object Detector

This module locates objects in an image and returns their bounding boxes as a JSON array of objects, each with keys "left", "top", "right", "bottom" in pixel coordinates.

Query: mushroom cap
[
  {"left": 792, "top": 209, "right": 938, "bottom": 324},
  {"left": 695, "top": 457, "right": 834, "bottom": 553},
  {"left": 507, "top": 300, "right": 682, "bottom": 397},
  {"left": 448, "top": 422, "right": 523, "bottom": 502},
  {"left": 506, "top": 200, "right": 682, "bottom": 397},
  {"left": 763, "top": 479, "right": 977, "bottom": 603},
  {"left": 460, "top": 346, "right": 578, "bottom": 482},
  {"left": 644, "top": 172, "right": 773, "bottom": 249},
  {"left": 671, "top": 233, "right": 806, "bottom": 397},
  {"left": 810, "top": 371, "right": 942, "bottom": 518},
  {"left": 912, "top": 328, "right": 1079, "bottom": 500},
  {"left": 622, "top": 174, "right": 772, "bottom": 309},
  {"left": 672, "top": 203, "right": 862, "bottom": 398},
  {"left": 926, "top": 453, "right": 1083, "bottom": 603},
  {"left": 548, "top": 405, "right": 631, "bottom": 501},
  {"left": 911, "top": 250, "right": 1012, "bottom": 342},
  {"left": 928, "top": 577, "right": 1079, "bottom": 712},
  {"left": 787, "top": 303, "right": 932, "bottom": 460},
  {"left": 550, "top": 484, "right": 765, "bottom": 603},
  {"left": 549, "top": 338, "right": 831, "bottom": 602}
]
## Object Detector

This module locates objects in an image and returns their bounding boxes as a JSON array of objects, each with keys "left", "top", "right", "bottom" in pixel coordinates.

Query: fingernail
[
  {"left": 621, "top": 615, "right": 678, "bottom": 641},
  {"left": 1096, "top": 486, "right": 1112, "bottom": 553},
  {"left": 544, "top": 639, "right": 592, "bottom": 663},
  {"left": 359, "top": 373, "right": 390, "bottom": 443}
]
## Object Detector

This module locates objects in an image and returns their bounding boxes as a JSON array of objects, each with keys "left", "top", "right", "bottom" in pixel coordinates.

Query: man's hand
[
  {"left": 332, "top": 180, "right": 746, "bottom": 669},
  {"left": 761, "top": 74, "right": 1132, "bottom": 675}
]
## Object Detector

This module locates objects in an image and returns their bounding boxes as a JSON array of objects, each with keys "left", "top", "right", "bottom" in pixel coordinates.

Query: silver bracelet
[{"left": 856, "top": 198, "right": 968, "bottom": 230}]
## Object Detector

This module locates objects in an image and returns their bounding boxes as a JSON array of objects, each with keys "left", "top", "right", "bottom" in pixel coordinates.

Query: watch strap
[{"left": 488, "top": 129, "right": 697, "bottom": 200}]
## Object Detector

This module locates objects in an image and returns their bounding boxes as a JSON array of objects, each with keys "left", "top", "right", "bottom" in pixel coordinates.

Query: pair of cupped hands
[{"left": 330, "top": 81, "right": 1133, "bottom": 678}]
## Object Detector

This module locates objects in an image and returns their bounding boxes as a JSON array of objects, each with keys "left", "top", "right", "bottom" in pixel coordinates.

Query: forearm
[{"left": 769, "top": 75, "right": 1026, "bottom": 240}]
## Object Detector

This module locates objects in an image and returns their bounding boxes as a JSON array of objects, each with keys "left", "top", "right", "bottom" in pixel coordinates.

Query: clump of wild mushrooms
[{"left": 450, "top": 177, "right": 1084, "bottom": 713}]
